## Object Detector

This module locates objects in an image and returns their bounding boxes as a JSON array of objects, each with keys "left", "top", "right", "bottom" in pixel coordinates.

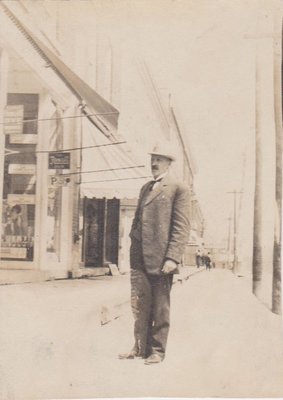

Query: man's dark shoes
[
  {"left": 144, "top": 353, "right": 164, "bottom": 365},
  {"left": 118, "top": 350, "right": 145, "bottom": 359}
]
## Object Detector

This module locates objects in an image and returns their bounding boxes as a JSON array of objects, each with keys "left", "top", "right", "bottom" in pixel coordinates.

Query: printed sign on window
[
  {"left": 8, "top": 164, "right": 36, "bottom": 175},
  {"left": 7, "top": 194, "right": 36, "bottom": 205},
  {"left": 9, "top": 134, "right": 37, "bottom": 144},
  {"left": 4, "top": 105, "right": 24, "bottom": 135},
  {"left": 0, "top": 247, "right": 27, "bottom": 259}
]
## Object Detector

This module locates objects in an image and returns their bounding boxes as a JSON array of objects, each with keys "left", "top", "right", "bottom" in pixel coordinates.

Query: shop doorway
[{"left": 82, "top": 198, "right": 120, "bottom": 267}]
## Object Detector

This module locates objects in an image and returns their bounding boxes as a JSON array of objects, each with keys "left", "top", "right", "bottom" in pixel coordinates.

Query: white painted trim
[
  {"left": 0, "top": 49, "right": 9, "bottom": 264},
  {"left": 37, "top": 92, "right": 52, "bottom": 270}
]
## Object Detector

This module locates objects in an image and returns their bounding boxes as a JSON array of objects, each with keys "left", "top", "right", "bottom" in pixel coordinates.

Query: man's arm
[{"left": 165, "top": 184, "right": 190, "bottom": 264}]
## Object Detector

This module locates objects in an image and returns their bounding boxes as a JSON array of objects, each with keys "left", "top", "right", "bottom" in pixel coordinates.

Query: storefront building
[
  {"left": 0, "top": 55, "right": 80, "bottom": 282},
  {"left": 0, "top": 2, "right": 124, "bottom": 283}
]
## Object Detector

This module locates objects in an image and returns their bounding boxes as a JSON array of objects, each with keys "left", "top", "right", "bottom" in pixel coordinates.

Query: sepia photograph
[{"left": 0, "top": 0, "right": 282, "bottom": 399}]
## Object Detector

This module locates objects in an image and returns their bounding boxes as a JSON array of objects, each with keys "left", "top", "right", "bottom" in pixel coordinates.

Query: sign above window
[{"left": 48, "top": 152, "right": 70, "bottom": 169}]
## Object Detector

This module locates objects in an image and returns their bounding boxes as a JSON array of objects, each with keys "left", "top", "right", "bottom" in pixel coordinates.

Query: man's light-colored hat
[{"left": 149, "top": 142, "right": 176, "bottom": 161}]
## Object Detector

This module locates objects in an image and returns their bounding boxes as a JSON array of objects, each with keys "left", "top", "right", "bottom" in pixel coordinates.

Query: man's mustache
[{"left": 152, "top": 166, "right": 159, "bottom": 170}]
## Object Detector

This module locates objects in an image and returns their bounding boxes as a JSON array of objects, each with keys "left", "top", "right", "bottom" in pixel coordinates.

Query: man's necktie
[{"left": 149, "top": 178, "right": 162, "bottom": 191}]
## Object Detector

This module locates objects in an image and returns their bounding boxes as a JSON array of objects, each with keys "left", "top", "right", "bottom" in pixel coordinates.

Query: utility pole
[
  {"left": 227, "top": 191, "right": 243, "bottom": 274},
  {"left": 250, "top": 1, "right": 277, "bottom": 300},
  {"left": 226, "top": 216, "right": 232, "bottom": 269},
  {"left": 272, "top": 8, "right": 282, "bottom": 315}
]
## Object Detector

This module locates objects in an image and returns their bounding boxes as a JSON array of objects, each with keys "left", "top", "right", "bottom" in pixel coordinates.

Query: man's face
[{"left": 151, "top": 155, "right": 171, "bottom": 179}]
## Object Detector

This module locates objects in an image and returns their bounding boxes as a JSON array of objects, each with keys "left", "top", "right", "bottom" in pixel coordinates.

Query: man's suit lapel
[{"left": 144, "top": 175, "right": 171, "bottom": 206}]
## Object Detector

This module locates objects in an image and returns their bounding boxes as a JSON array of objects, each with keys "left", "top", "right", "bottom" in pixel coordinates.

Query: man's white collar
[{"left": 153, "top": 172, "right": 168, "bottom": 182}]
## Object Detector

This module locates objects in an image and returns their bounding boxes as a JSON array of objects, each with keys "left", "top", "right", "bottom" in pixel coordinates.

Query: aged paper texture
[{"left": 0, "top": 0, "right": 282, "bottom": 399}]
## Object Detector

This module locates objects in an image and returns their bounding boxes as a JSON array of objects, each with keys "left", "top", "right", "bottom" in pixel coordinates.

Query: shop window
[{"left": 1, "top": 93, "right": 38, "bottom": 261}]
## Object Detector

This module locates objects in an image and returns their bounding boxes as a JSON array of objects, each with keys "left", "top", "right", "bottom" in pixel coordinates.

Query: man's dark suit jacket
[{"left": 130, "top": 174, "right": 191, "bottom": 275}]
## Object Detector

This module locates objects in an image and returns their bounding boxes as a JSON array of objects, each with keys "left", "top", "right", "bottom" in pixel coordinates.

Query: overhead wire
[
  {"left": 0, "top": 111, "right": 119, "bottom": 126},
  {"left": 3, "top": 116, "right": 147, "bottom": 176},
  {"left": 79, "top": 115, "right": 148, "bottom": 181},
  {"left": 58, "top": 165, "right": 145, "bottom": 176},
  {"left": 79, "top": 176, "right": 151, "bottom": 184},
  {"left": 2, "top": 140, "right": 127, "bottom": 156}
]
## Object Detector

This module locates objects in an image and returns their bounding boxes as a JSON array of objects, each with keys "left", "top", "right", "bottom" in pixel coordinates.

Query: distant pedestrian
[
  {"left": 204, "top": 252, "right": 211, "bottom": 271},
  {"left": 199, "top": 242, "right": 205, "bottom": 266},
  {"left": 195, "top": 249, "right": 202, "bottom": 268}
]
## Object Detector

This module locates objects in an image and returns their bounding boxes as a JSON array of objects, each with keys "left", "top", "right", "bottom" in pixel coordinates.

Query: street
[{"left": 0, "top": 269, "right": 283, "bottom": 399}]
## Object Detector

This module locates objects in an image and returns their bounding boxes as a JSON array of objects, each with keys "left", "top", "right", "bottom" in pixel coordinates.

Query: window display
[
  {"left": 1, "top": 93, "right": 38, "bottom": 261},
  {"left": 1, "top": 201, "right": 34, "bottom": 260}
]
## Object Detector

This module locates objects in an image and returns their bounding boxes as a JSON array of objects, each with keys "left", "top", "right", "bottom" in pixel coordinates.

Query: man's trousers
[{"left": 130, "top": 238, "right": 173, "bottom": 358}]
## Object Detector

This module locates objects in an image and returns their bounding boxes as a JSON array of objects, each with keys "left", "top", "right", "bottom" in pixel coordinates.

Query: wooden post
[
  {"left": 253, "top": 43, "right": 264, "bottom": 295},
  {"left": 227, "top": 191, "right": 243, "bottom": 274},
  {"left": 272, "top": 11, "right": 282, "bottom": 315},
  {"left": 226, "top": 217, "right": 232, "bottom": 268},
  {"left": 102, "top": 198, "right": 107, "bottom": 267},
  {"left": 233, "top": 191, "right": 237, "bottom": 273},
  {"left": 252, "top": 1, "right": 277, "bottom": 300}
]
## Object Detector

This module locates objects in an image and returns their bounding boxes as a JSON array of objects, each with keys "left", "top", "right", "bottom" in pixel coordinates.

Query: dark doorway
[{"left": 82, "top": 198, "right": 120, "bottom": 267}]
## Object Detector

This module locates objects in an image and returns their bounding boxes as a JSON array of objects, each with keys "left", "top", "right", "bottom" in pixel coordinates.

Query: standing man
[{"left": 119, "top": 143, "right": 190, "bottom": 365}]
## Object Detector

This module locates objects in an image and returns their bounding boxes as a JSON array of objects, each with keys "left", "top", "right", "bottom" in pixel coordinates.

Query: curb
[{"left": 174, "top": 266, "right": 206, "bottom": 284}]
